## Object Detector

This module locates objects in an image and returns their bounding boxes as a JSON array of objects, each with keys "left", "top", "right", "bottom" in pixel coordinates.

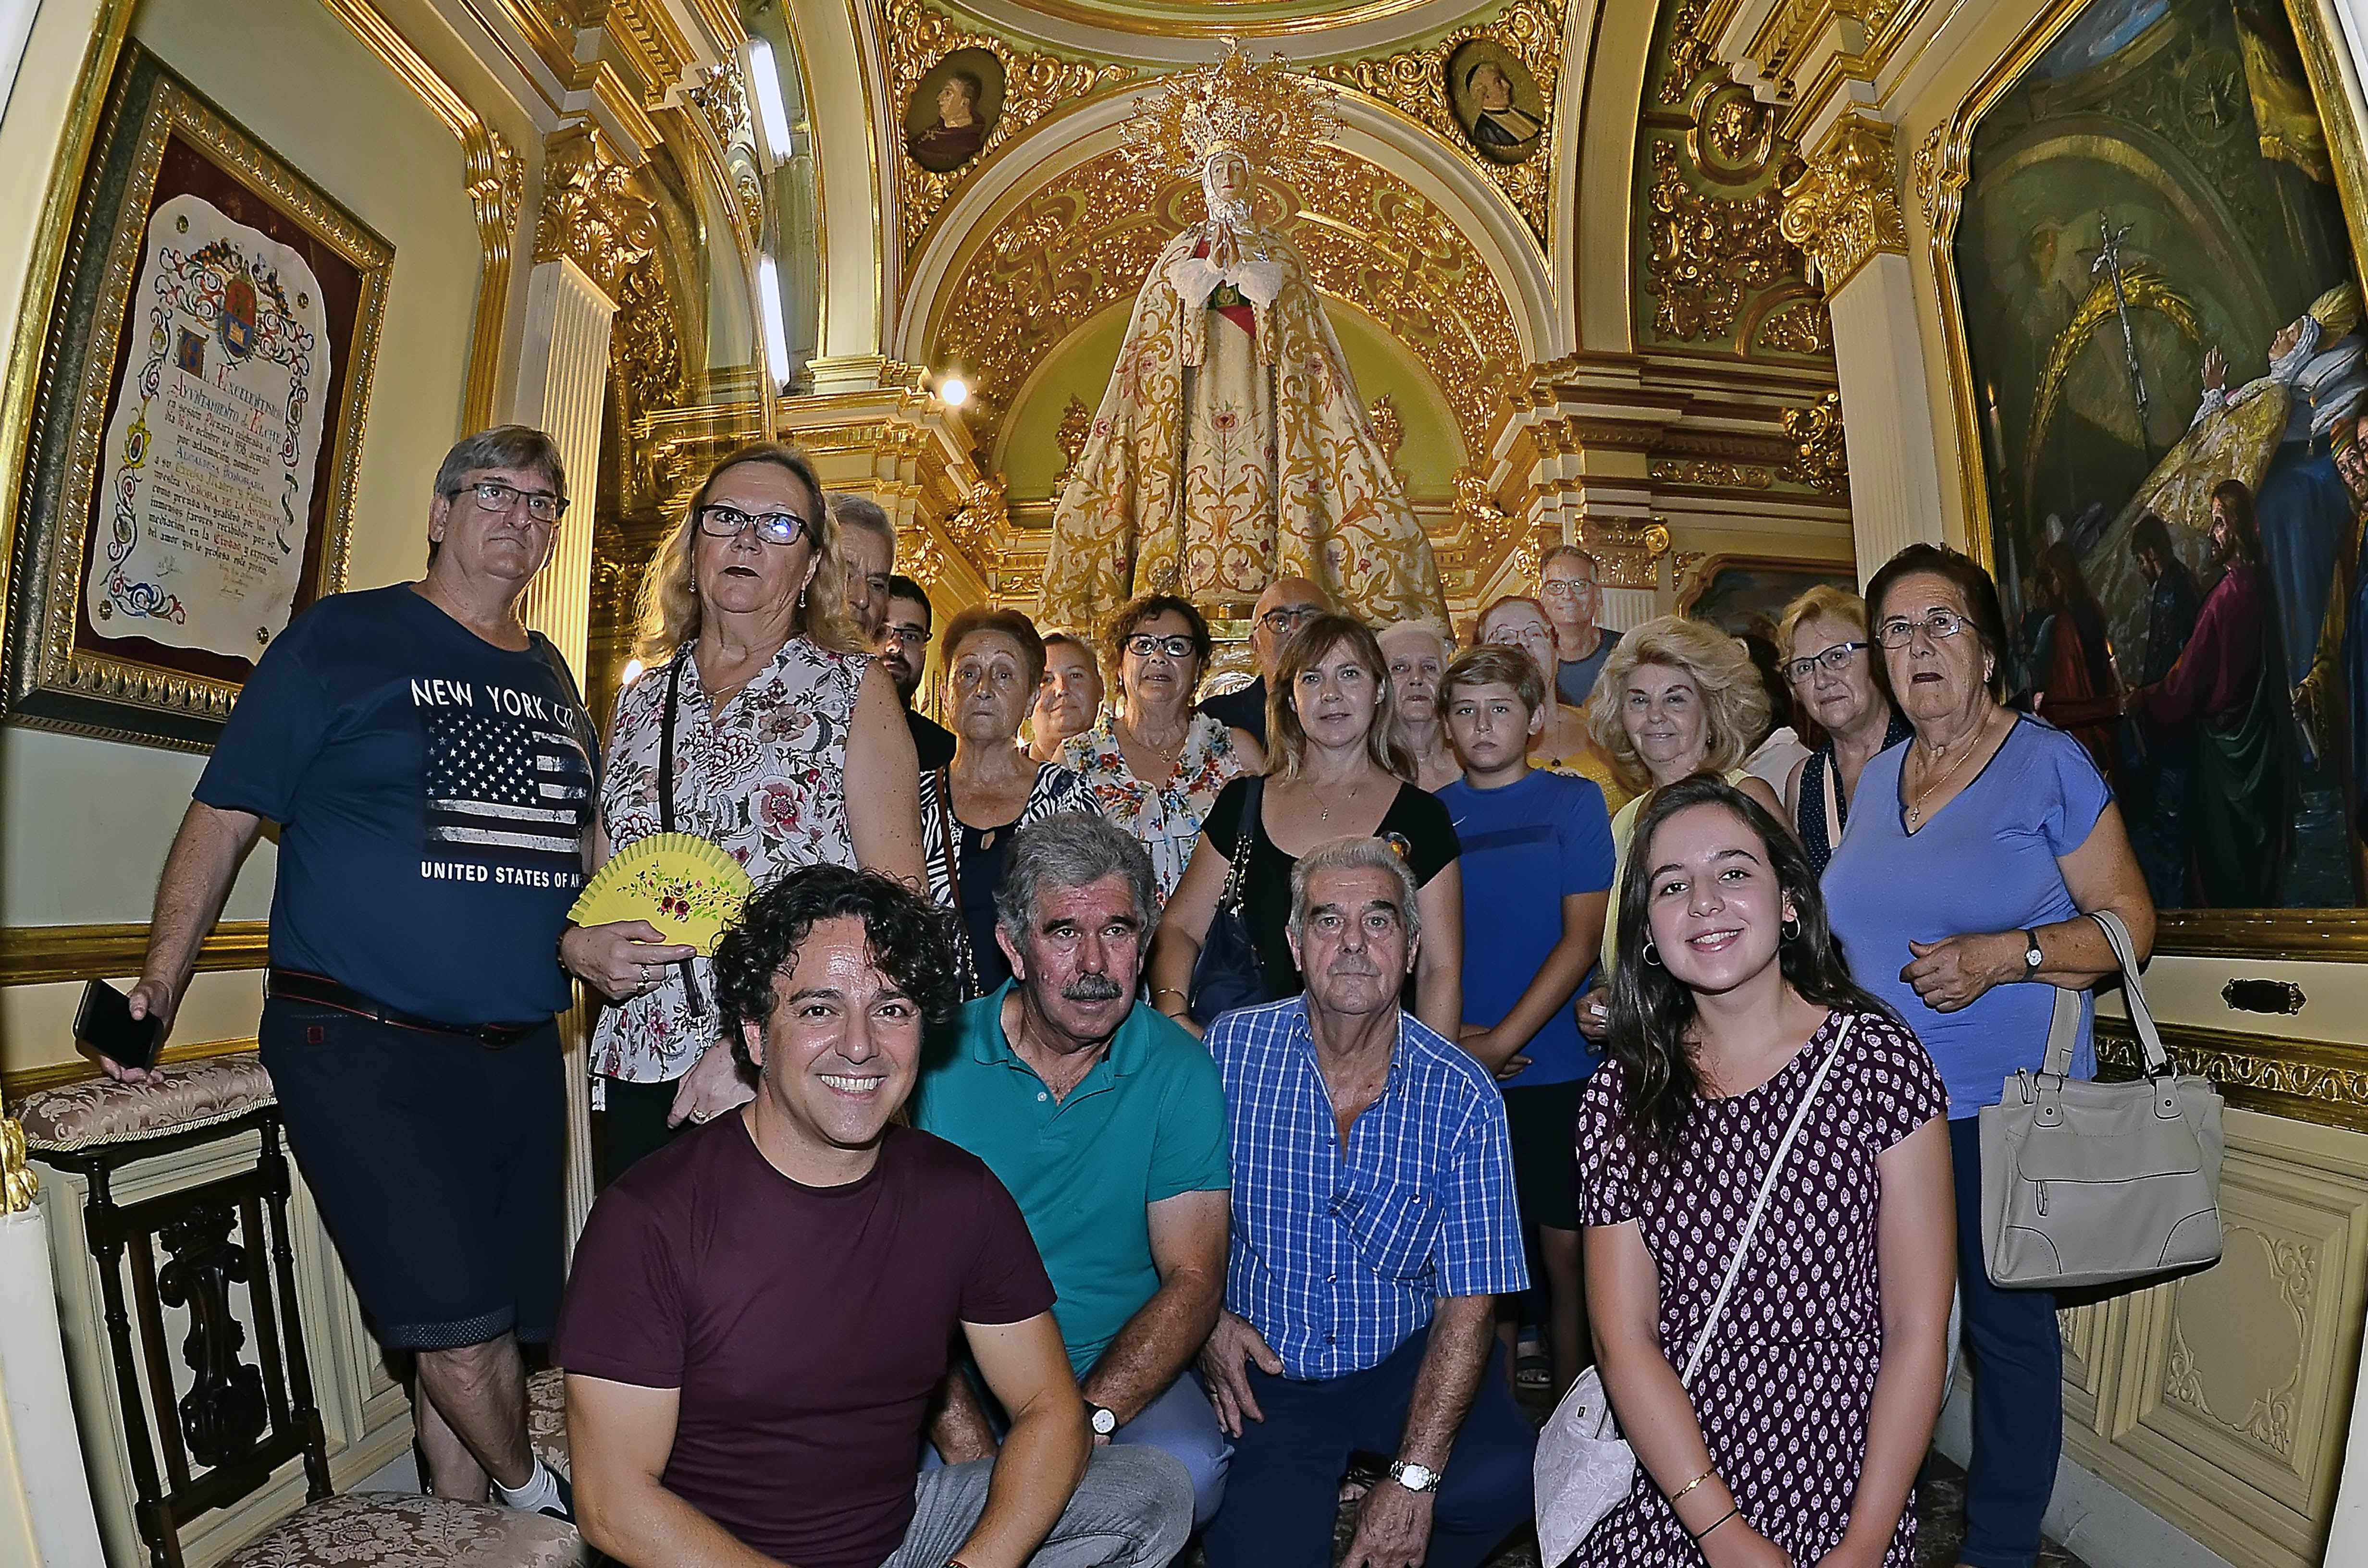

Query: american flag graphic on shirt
[{"left": 423, "top": 705, "right": 592, "bottom": 869}]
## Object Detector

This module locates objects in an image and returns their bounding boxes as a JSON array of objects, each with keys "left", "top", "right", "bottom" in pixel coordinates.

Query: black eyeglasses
[
  {"left": 882, "top": 623, "right": 931, "bottom": 649},
  {"left": 1126, "top": 633, "right": 1198, "bottom": 660},
  {"left": 696, "top": 504, "right": 810, "bottom": 546},
  {"left": 1257, "top": 605, "right": 1323, "bottom": 635},
  {"left": 1783, "top": 641, "right": 1870, "bottom": 683},
  {"left": 459, "top": 480, "right": 567, "bottom": 523}
]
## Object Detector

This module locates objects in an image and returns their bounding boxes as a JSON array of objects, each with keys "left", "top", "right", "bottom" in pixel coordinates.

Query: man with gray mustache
[{"left": 912, "top": 812, "right": 1236, "bottom": 1528}]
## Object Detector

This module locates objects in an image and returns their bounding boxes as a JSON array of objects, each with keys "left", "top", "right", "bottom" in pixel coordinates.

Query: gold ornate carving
[
  {"left": 2, "top": 1108, "right": 35, "bottom": 1213},
  {"left": 1317, "top": 0, "right": 1566, "bottom": 246},
  {"left": 1579, "top": 517, "right": 1673, "bottom": 589},
  {"left": 1756, "top": 297, "right": 1835, "bottom": 354},
  {"left": 1644, "top": 143, "right": 1796, "bottom": 342},
  {"left": 1658, "top": 0, "right": 1718, "bottom": 106},
  {"left": 1441, "top": 467, "right": 1525, "bottom": 585},
  {"left": 942, "top": 474, "right": 1011, "bottom": 570},
  {"left": 535, "top": 129, "right": 659, "bottom": 299},
  {"left": 1052, "top": 395, "right": 1093, "bottom": 494},
  {"left": 1130, "top": 37, "right": 1338, "bottom": 179},
  {"left": 1912, "top": 123, "right": 1949, "bottom": 234},
  {"left": 1780, "top": 113, "right": 1909, "bottom": 293},
  {"left": 1652, "top": 458, "right": 1776, "bottom": 489},
  {"left": 1782, "top": 392, "right": 1849, "bottom": 492},
  {"left": 2095, "top": 1017, "right": 2368, "bottom": 1132},
  {"left": 899, "top": 525, "right": 944, "bottom": 589},
  {"left": 887, "top": 0, "right": 1135, "bottom": 259},
  {"left": 931, "top": 150, "right": 1520, "bottom": 466},
  {"left": 1368, "top": 392, "right": 1408, "bottom": 490}
]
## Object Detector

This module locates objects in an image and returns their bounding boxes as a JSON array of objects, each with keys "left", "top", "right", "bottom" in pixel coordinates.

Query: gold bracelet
[
  {"left": 1151, "top": 986, "right": 1186, "bottom": 1000},
  {"left": 1668, "top": 1470, "right": 1717, "bottom": 1504}
]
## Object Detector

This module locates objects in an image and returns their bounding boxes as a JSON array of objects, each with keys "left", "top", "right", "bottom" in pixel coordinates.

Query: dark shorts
[
  {"left": 259, "top": 998, "right": 565, "bottom": 1351},
  {"left": 1503, "top": 1077, "right": 1589, "bottom": 1233}
]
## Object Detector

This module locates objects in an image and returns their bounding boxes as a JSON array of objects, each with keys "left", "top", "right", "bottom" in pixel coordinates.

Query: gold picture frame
[
  {"left": 1921, "top": 0, "right": 2368, "bottom": 960},
  {"left": 4, "top": 42, "right": 391, "bottom": 751}
]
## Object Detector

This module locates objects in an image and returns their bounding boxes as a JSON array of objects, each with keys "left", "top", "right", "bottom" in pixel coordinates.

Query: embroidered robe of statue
[{"left": 1039, "top": 222, "right": 1445, "bottom": 632}]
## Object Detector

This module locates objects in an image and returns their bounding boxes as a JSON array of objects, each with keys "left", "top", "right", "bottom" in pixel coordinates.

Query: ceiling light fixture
[{"left": 748, "top": 38, "right": 793, "bottom": 169}]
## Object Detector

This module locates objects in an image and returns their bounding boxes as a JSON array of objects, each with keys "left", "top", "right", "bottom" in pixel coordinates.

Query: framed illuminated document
[{"left": 4, "top": 42, "right": 391, "bottom": 750}]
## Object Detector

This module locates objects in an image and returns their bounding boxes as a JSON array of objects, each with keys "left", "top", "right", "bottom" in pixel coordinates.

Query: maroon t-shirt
[{"left": 553, "top": 1116, "right": 1055, "bottom": 1568}]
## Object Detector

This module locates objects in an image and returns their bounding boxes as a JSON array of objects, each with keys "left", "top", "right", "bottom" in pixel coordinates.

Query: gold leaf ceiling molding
[
  {"left": 887, "top": 0, "right": 1137, "bottom": 262},
  {"left": 928, "top": 147, "right": 1522, "bottom": 471},
  {"left": 1637, "top": 0, "right": 1831, "bottom": 360},
  {"left": 1314, "top": 0, "right": 1565, "bottom": 248}
]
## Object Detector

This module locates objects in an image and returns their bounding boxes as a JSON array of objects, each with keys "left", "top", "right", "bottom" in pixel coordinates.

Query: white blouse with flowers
[
  {"left": 590, "top": 636, "right": 867, "bottom": 1087},
  {"left": 1060, "top": 711, "right": 1249, "bottom": 906}
]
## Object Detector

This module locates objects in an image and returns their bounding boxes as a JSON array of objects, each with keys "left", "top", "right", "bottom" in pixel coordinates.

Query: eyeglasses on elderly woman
[
  {"left": 695, "top": 503, "right": 810, "bottom": 546},
  {"left": 1783, "top": 641, "right": 1871, "bottom": 683},
  {"left": 1874, "top": 609, "right": 1973, "bottom": 648}
]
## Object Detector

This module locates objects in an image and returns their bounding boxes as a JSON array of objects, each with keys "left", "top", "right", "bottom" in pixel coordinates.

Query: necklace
[
  {"left": 1310, "top": 776, "right": 1365, "bottom": 824},
  {"left": 1904, "top": 709, "right": 1995, "bottom": 829}
]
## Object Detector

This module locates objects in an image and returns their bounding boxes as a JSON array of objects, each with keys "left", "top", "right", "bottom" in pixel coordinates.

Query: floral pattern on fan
[{"left": 568, "top": 832, "right": 754, "bottom": 955}]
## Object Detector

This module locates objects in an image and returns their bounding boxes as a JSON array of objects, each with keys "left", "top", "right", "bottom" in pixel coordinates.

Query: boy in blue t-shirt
[{"left": 1435, "top": 644, "right": 1614, "bottom": 1398}]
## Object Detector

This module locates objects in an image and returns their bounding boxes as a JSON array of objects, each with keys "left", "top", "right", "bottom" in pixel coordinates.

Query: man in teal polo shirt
[{"left": 912, "top": 812, "right": 1233, "bottom": 1526}]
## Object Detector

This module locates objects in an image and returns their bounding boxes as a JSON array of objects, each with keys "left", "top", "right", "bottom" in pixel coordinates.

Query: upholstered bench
[{"left": 20, "top": 1055, "right": 581, "bottom": 1566}]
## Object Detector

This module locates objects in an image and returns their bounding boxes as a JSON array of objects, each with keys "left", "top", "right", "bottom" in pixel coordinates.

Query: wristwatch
[
  {"left": 1389, "top": 1459, "right": 1440, "bottom": 1494},
  {"left": 2022, "top": 929, "right": 2045, "bottom": 977},
  {"left": 1086, "top": 1402, "right": 1118, "bottom": 1437}
]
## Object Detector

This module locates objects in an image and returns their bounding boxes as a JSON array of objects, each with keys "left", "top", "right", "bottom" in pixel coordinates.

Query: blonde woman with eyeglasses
[{"left": 567, "top": 442, "right": 925, "bottom": 1178}]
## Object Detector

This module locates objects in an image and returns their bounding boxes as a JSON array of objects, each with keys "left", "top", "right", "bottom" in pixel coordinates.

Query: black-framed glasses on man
[
  {"left": 1126, "top": 633, "right": 1197, "bottom": 660},
  {"left": 1257, "top": 606, "right": 1322, "bottom": 635},
  {"left": 882, "top": 622, "right": 931, "bottom": 649},
  {"left": 696, "top": 504, "right": 809, "bottom": 546},
  {"left": 1783, "top": 641, "right": 1871, "bottom": 683},
  {"left": 460, "top": 479, "right": 567, "bottom": 523},
  {"left": 1876, "top": 611, "right": 1971, "bottom": 648}
]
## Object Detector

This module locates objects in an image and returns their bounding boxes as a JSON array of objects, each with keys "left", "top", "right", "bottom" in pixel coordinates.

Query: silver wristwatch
[
  {"left": 1389, "top": 1459, "right": 1440, "bottom": 1494},
  {"left": 2022, "top": 929, "right": 2045, "bottom": 976},
  {"left": 1086, "top": 1402, "right": 1118, "bottom": 1436}
]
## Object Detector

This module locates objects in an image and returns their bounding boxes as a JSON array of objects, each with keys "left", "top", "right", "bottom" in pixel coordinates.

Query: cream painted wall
[{"left": 0, "top": 0, "right": 486, "bottom": 1078}]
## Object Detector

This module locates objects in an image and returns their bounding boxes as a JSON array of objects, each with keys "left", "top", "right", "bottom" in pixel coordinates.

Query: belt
[{"left": 266, "top": 967, "right": 545, "bottom": 1046}]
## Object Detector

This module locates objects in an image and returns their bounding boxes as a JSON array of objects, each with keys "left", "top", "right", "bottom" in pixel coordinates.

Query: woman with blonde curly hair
[
  {"left": 1576, "top": 615, "right": 1779, "bottom": 1039},
  {"left": 1148, "top": 612, "right": 1464, "bottom": 1037},
  {"left": 564, "top": 442, "right": 924, "bottom": 1177}
]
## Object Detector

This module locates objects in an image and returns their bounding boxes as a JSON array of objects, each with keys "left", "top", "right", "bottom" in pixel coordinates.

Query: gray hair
[
  {"left": 827, "top": 492, "right": 895, "bottom": 548},
  {"left": 433, "top": 426, "right": 566, "bottom": 502},
  {"left": 1287, "top": 835, "right": 1421, "bottom": 944},
  {"left": 994, "top": 812, "right": 1159, "bottom": 947}
]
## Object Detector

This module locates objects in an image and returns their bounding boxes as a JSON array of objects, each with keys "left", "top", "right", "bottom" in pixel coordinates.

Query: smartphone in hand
[{"left": 75, "top": 978, "right": 163, "bottom": 1073}]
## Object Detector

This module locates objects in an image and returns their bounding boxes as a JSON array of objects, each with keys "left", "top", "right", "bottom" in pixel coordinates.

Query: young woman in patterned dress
[{"left": 1575, "top": 776, "right": 1954, "bottom": 1568}]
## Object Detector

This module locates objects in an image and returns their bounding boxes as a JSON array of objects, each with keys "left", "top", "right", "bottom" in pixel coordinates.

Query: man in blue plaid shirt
[{"left": 1197, "top": 836, "right": 1535, "bottom": 1568}]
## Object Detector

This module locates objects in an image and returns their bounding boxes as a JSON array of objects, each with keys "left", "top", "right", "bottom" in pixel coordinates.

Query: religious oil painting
[
  {"left": 1677, "top": 557, "right": 1857, "bottom": 643},
  {"left": 1950, "top": 0, "right": 2368, "bottom": 915},
  {"left": 1445, "top": 41, "right": 1544, "bottom": 165},
  {"left": 905, "top": 49, "right": 1005, "bottom": 174},
  {"left": 4, "top": 42, "right": 387, "bottom": 751}
]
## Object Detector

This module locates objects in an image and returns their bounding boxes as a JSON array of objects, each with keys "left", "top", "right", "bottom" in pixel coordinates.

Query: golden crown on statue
[{"left": 1127, "top": 38, "right": 1338, "bottom": 179}]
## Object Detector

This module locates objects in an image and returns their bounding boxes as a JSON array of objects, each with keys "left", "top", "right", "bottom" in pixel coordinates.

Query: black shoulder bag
[{"left": 1187, "top": 777, "right": 1271, "bottom": 1027}]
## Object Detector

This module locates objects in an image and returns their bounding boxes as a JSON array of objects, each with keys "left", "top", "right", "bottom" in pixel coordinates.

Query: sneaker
[{"left": 538, "top": 1470, "right": 574, "bottom": 1524}]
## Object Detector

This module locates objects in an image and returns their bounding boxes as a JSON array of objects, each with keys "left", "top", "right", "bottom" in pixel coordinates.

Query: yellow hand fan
[{"left": 569, "top": 833, "right": 756, "bottom": 956}]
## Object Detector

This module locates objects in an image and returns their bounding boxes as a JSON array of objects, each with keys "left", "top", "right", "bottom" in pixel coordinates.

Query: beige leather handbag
[{"left": 1978, "top": 909, "right": 2225, "bottom": 1290}]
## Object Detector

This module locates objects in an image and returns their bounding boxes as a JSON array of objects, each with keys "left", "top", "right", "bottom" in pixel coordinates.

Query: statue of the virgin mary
[{"left": 1038, "top": 45, "right": 1446, "bottom": 632}]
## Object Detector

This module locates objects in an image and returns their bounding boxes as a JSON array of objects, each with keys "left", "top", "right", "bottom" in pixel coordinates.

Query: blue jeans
[
  {"left": 926, "top": 1374, "right": 1233, "bottom": 1530},
  {"left": 1202, "top": 1327, "right": 1534, "bottom": 1568},
  {"left": 1951, "top": 1115, "right": 2062, "bottom": 1568}
]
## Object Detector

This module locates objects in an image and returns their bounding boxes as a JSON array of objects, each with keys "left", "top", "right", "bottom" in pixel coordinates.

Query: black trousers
[{"left": 597, "top": 1074, "right": 688, "bottom": 1185}]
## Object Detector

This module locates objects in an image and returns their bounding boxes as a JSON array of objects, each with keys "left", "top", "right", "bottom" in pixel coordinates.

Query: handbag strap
[
  {"left": 1219, "top": 778, "right": 1263, "bottom": 912},
  {"left": 2040, "top": 909, "right": 2167, "bottom": 1079},
  {"left": 933, "top": 769, "right": 981, "bottom": 994},
  {"left": 1677, "top": 1014, "right": 1856, "bottom": 1388},
  {"left": 654, "top": 655, "right": 709, "bottom": 1016}
]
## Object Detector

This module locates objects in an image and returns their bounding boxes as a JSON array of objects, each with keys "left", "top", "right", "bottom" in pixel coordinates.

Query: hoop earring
[
  {"left": 1642, "top": 940, "right": 1662, "bottom": 967},
  {"left": 1782, "top": 914, "right": 1802, "bottom": 942}
]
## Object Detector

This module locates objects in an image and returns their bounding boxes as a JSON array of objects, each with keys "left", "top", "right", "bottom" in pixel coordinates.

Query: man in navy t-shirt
[
  {"left": 124, "top": 428, "right": 608, "bottom": 1519},
  {"left": 1435, "top": 644, "right": 1613, "bottom": 1399}
]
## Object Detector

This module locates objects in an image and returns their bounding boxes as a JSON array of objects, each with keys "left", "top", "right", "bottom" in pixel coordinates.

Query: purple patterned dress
[{"left": 1573, "top": 1007, "right": 1945, "bottom": 1567}]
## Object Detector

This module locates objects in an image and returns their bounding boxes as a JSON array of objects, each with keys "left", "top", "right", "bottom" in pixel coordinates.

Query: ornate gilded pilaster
[
  {"left": 460, "top": 127, "right": 525, "bottom": 430},
  {"left": 534, "top": 128, "right": 655, "bottom": 304},
  {"left": 1780, "top": 113, "right": 1908, "bottom": 294},
  {"left": 1781, "top": 392, "right": 1849, "bottom": 491}
]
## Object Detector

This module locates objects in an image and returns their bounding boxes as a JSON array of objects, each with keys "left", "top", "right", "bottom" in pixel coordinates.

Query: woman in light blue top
[{"left": 1823, "top": 542, "right": 2153, "bottom": 1568}]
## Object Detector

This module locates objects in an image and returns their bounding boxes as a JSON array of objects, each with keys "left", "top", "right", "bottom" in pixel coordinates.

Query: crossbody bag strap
[
  {"left": 1677, "top": 1014, "right": 1857, "bottom": 1388},
  {"left": 655, "top": 655, "right": 708, "bottom": 1016},
  {"left": 933, "top": 769, "right": 980, "bottom": 993}
]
